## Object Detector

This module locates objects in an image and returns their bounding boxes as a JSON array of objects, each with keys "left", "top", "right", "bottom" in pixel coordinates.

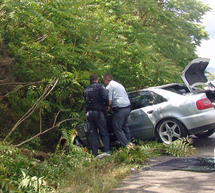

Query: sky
[{"left": 196, "top": 0, "right": 215, "bottom": 72}]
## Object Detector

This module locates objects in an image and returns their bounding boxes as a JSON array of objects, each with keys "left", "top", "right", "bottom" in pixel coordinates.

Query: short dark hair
[
  {"left": 90, "top": 74, "right": 99, "bottom": 84},
  {"left": 103, "top": 73, "right": 113, "bottom": 81}
]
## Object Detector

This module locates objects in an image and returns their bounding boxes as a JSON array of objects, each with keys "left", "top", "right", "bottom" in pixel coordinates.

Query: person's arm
[
  {"left": 100, "top": 85, "right": 109, "bottom": 107},
  {"left": 105, "top": 100, "right": 111, "bottom": 111},
  {"left": 105, "top": 83, "right": 113, "bottom": 111}
]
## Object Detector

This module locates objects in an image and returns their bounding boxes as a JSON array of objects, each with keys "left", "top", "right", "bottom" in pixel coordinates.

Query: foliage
[
  {"left": 0, "top": 0, "right": 210, "bottom": 150},
  {"left": 0, "top": 141, "right": 92, "bottom": 192},
  {"left": 34, "top": 145, "right": 92, "bottom": 185},
  {"left": 0, "top": 141, "right": 30, "bottom": 192},
  {"left": 0, "top": 177, "right": 17, "bottom": 193},
  {"left": 112, "top": 139, "right": 195, "bottom": 165},
  {"left": 0, "top": 0, "right": 208, "bottom": 190},
  {"left": 18, "top": 171, "right": 50, "bottom": 193},
  {"left": 0, "top": 138, "right": 196, "bottom": 192},
  {"left": 55, "top": 128, "right": 78, "bottom": 153},
  {"left": 164, "top": 137, "right": 196, "bottom": 157},
  {"left": 112, "top": 141, "right": 161, "bottom": 165}
]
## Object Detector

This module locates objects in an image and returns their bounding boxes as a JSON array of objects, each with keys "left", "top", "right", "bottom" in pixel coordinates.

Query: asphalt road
[
  {"left": 192, "top": 133, "right": 215, "bottom": 157},
  {"left": 111, "top": 133, "right": 215, "bottom": 193}
]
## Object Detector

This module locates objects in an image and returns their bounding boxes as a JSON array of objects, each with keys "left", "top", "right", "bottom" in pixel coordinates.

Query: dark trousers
[
  {"left": 86, "top": 110, "right": 110, "bottom": 156},
  {"left": 112, "top": 107, "right": 131, "bottom": 147}
]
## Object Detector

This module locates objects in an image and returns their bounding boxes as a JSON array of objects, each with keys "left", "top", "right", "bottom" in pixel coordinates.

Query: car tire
[
  {"left": 156, "top": 118, "right": 188, "bottom": 144},
  {"left": 194, "top": 129, "right": 215, "bottom": 138}
]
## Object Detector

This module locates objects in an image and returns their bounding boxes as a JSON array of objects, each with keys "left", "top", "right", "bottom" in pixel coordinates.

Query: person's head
[
  {"left": 90, "top": 74, "right": 99, "bottom": 84},
  {"left": 103, "top": 73, "right": 113, "bottom": 85}
]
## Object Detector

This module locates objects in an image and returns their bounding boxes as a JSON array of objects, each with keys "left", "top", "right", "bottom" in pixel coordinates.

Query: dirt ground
[{"left": 110, "top": 135, "right": 215, "bottom": 193}]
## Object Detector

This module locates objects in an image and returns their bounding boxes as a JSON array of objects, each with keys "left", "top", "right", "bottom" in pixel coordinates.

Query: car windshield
[{"left": 160, "top": 84, "right": 190, "bottom": 95}]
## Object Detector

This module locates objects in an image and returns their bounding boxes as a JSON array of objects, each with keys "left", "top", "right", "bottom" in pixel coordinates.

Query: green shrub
[{"left": 164, "top": 137, "right": 196, "bottom": 157}]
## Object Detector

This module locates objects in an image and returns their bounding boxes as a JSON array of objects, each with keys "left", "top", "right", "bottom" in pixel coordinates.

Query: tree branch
[
  {"left": 0, "top": 81, "right": 43, "bottom": 86},
  {"left": 4, "top": 79, "right": 59, "bottom": 142},
  {"left": 0, "top": 81, "right": 44, "bottom": 99},
  {"left": 39, "top": 107, "right": 42, "bottom": 133},
  {"left": 14, "top": 118, "right": 78, "bottom": 147},
  {"left": 35, "top": 34, "right": 48, "bottom": 43},
  {"left": 52, "top": 110, "right": 61, "bottom": 127}
]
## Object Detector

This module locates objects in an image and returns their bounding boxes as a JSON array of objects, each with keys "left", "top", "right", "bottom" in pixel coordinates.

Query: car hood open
[{"left": 181, "top": 58, "right": 211, "bottom": 91}]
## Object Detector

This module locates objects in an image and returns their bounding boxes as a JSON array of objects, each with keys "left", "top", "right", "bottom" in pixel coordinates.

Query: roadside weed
[{"left": 164, "top": 137, "right": 196, "bottom": 157}]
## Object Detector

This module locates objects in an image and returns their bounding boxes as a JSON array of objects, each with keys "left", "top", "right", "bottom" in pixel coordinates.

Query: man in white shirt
[{"left": 103, "top": 74, "right": 131, "bottom": 147}]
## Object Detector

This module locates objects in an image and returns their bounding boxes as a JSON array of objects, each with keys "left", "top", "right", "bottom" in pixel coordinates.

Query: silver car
[
  {"left": 128, "top": 58, "right": 215, "bottom": 144},
  {"left": 75, "top": 58, "right": 215, "bottom": 145}
]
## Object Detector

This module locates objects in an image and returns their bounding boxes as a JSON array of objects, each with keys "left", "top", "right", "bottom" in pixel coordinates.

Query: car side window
[
  {"left": 129, "top": 91, "right": 154, "bottom": 110},
  {"left": 152, "top": 92, "right": 167, "bottom": 104},
  {"left": 129, "top": 91, "right": 167, "bottom": 110}
]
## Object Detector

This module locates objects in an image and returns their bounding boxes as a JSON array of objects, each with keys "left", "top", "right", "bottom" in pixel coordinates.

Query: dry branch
[
  {"left": 0, "top": 81, "right": 43, "bottom": 86},
  {"left": 35, "top": 34, "right": 48, "bottom": 42},
  {"left": 14, "top": 118, "right": 78, "bottom": 147},
  {"left": 39, "top": 107, "right": 42, "bottom": 133},
  {"left": 4, "top": 79, "right": 59, "bottom": 142},
  {"left": 0, "top": 81, "right": 44, "bottom": 99},
  {"left": 52, "top": 110, "right": 61, "bottom": 127}
]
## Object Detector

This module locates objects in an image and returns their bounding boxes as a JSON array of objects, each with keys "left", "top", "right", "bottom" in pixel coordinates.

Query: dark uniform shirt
[{"left": 84, "top": 82, "right": 109, "bottom": 112}]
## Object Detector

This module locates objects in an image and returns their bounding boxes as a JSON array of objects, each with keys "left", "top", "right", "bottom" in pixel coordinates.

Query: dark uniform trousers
[
  {"left": 112, "top": 107, "right": 131, "bottom": 147},
  {"left": 86, "top": 110, "right": 110, "bottom": 156}
]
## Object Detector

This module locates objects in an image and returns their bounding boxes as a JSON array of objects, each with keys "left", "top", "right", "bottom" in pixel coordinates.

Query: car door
[{"left": 127, "top": 91, "right": 155, "bottom": 140}]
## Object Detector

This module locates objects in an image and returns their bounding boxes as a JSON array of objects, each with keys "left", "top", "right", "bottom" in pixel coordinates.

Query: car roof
[
  {"left": 128, "top": 83, "right": 183, "bottom": 94},
  {"left": 128, "top": 83, "right": 188, "bottom": 101}
]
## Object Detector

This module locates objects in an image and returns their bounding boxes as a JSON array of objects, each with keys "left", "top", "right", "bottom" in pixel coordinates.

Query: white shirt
[{"left": 106, "top": 80, "right": 130, "bottom": 108}]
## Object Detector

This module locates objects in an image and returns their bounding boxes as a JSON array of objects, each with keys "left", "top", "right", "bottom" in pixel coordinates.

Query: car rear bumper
[
  {"left": 188, "top": 122, "right": 215, "bottom": 135},
  {"left": 180, "top": 108, "right": 215, "bottom": 133}
]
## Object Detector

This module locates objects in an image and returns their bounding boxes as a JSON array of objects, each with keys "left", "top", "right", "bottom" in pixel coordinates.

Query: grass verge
[{"left": 0, "top": 138, "right": 196, "bottom": 193}]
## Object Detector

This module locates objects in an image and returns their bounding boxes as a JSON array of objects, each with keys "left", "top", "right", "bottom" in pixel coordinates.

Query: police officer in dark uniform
[{"left": 84, "top": 74, "right": 110, "bottom": 157}]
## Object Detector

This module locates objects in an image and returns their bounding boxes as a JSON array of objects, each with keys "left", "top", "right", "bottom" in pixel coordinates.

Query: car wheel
[
  {"left": 195, "top": 129, "right": 215, "bottom": 138},
  {"left": 157, "top": 119, "right": 188, "bottom": 144}
]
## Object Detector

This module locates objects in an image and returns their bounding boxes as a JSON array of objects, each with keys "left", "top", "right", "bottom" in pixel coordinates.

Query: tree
[{"left": 0, "top": 0, "right": 210, "bottom": 148}]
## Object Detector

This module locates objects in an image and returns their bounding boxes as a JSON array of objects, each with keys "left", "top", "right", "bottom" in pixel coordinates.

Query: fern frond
[{"left": 164, "top": 137, "right": 196, "bottom": 157}]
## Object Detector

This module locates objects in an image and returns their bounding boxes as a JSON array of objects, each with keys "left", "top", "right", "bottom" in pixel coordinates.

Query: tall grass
[{"left": 0, "top": 138, "right": 195, "bottom": 193}]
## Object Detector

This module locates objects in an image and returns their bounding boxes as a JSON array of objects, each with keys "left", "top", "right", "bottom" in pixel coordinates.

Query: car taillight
[{"left": 196, "top": 98, "right": 213, "bottom": 110}]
